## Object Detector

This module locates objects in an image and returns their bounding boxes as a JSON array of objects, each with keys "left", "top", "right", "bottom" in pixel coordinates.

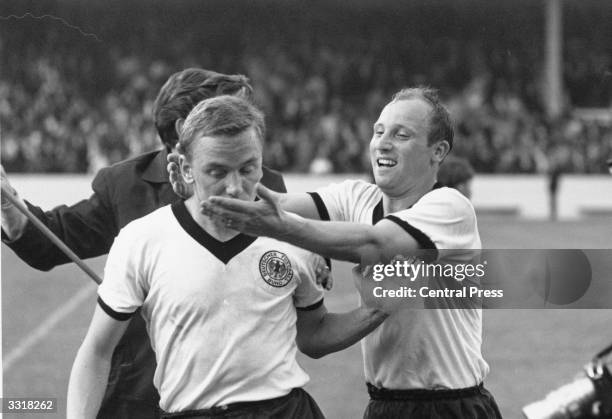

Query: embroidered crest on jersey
[{"left": 259, "top": 251, "right": 293, "bottom": 287}]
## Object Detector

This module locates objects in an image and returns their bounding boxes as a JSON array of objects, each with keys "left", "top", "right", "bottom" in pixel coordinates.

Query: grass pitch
[{"left": 2, "top": 215, "right": 612, "bottom": 418}]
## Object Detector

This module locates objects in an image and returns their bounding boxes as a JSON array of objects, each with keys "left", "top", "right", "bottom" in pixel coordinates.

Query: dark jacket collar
[{"left": 141, "top": 149, "right": 170, "bottom": 183}]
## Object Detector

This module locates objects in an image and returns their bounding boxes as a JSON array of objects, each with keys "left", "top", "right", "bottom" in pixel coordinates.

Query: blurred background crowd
[{"left": 1, "top": 0, "right": 611, "bottom": 174}]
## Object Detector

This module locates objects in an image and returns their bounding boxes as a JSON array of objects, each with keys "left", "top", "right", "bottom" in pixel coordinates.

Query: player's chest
[{"left": 145, "top": 244, "right": 300, "bottom": 313}]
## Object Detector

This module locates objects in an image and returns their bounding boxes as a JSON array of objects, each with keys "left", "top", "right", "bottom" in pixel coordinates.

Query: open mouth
[{"left": 376, "top": 158, "right": 397, "bottom": 168}]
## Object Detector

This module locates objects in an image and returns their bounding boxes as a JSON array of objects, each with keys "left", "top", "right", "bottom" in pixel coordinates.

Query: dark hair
[
  {"left": 153, "top": 68, "right": 253, "bottom": 151},
  {"left": 437, "top": 156, "right": 475, "bottom": 188},
  {"left": 179, "top": 95, "right": 265, "bottom": 159},
  {"left": 391, "top": 87, "right": 454, "bottom": 150}
]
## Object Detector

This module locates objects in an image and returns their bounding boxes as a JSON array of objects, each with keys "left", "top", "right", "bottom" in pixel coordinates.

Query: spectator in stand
[
  {"left": 438, "top": 156, "right": 475, "bottom": 200},
  {"left": 1, "top": 0, "right": 610, "bottom": 175}
]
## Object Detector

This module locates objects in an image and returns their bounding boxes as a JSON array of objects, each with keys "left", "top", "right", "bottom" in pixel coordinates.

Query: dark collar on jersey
[
  {"left": 372, "top": 182, "right": 442, "bottom": 224},
  {"left": 171, "top": 200, "right": 257, "bottom": 264},
  {"left": 142, "top": 148, "right": 170, "bottom": 184}
]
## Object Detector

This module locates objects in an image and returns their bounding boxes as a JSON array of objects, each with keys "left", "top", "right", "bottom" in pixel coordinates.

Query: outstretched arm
[
  {"left": 202, "top": 184, "right": 420, "bottom": 264},
  {"left": 278, "top": 212, "right": 418, "bottom": 264},
  {"left": 67, "top": 305, "right": 130, "bottom": 419},
  {"left": 201, "top": 182, "right": 321, "bottom": 221}
]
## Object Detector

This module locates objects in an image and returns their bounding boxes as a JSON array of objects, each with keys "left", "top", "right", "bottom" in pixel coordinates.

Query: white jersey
[
  {"left": 98, "top": 202, "right": 324, "bottom": 413},
  {"left": 312, "top": 179, "right": 489, "bottom": 390}
]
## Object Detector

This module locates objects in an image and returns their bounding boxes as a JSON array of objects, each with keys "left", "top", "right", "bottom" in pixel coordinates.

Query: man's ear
[
  {"left": 179, "top": 154, "right": 194, "bottom": 184},
  {"left": 432, "top": 140, "right": 451, "bottom": 164},
  {"left": 175, "top": 118, "right": 185, "bottom": 137}
]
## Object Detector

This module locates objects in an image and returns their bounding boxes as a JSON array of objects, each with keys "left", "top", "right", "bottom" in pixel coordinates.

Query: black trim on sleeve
[
  {"left": 307, "top": 192, "right": 331, "bottom": 221},
  {"left": 296, "top": 298, "right": 324, "bottom": 311},
  {"left": 97, "top": 296, "right": 135, "bottom": 321},
  {"left": 384, "top": 215, "right": 438, "bottom": 262},
  {"left": 306, "top": 192, "right": 332, "bottom": 271},
  {"left": 371, "top": 199, "right": 384, "bottom": 224}
]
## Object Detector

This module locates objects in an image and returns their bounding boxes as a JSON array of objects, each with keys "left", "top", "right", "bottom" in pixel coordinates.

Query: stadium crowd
[{"left": 1, "top": 0, "right": 611, "bottom": 175}]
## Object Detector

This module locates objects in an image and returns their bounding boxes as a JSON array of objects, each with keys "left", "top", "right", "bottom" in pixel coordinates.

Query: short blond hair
[{"left": 179, "top": 95, "right": 265, "bottom": 158}]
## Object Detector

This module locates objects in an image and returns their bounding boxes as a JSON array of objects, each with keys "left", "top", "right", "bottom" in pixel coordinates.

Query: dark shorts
[
  {"left": 160, "top": 388, "right": 325, "bottom": 419},
  {"left": 97, "top": 400, "right": 160, "bottom": 419},
  {"left": 364, "top": 383, "right": 503, "bottom": 419},
  {"left": 97, "top": 312, "right": 160, "bottom": 419}
]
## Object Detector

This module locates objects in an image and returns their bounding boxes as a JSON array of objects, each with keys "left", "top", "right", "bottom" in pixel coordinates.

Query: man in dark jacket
[{"left": 1, "top": 68, "right": 286, "bottom": 419}]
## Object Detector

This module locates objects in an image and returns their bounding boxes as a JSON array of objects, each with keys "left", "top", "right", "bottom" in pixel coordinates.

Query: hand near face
[
  {"left": 201, "top": 183, "right": 288, "bottom": 239},
  {"left": 167, "top": 151, "right": 193, "bottom": 199}
]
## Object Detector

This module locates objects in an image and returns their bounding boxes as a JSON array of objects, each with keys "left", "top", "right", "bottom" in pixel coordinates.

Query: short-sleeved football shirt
[
  {"left": 98, "top": 201, "right": 324, "bottom": 413},
  {"left": 311, "top": 179, "right": 489, "bottom": 390}
]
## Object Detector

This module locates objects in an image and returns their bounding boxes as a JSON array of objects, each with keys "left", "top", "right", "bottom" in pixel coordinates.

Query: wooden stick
[{"left": 1, "top": 183, "right": 102, "bottom": 284}]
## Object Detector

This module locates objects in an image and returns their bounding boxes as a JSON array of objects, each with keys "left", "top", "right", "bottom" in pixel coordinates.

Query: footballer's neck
[
  {"left": 184, "top": 196, "right": 241, "bottom": 242},
  {"left": 382, "top": 177, "right": 437, "bottom": 214}
]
